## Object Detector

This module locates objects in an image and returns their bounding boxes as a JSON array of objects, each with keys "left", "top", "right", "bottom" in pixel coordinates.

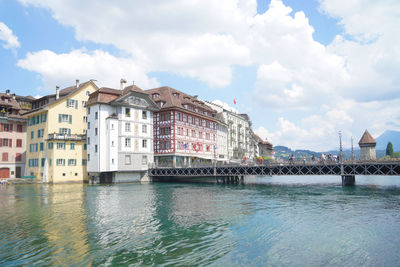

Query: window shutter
[
  {"left": 0, "top": 138, "right": 2, "bottom": 147},
  {"left": 0, "top": 123, "right": 3, "bottom": 131},
  {"left": 10, "top": 124, "right": 13, "bottom": 132},
  {"left": 58, "top": 114, "right": 61, "bottom": 123},
  {"left": 68, "top": 129, "right": 71, "bottom": 135},
  {"left": 9, "top": 139, "right": 12, "bottom": 147},
  {"left": 66, "top": 99, "right": 69, "bottom": 107},
  {"left": 75, "top": 100, "right": 78, "bottom": 109},
  {"left": 69, "top": 115, "right": 72, "bottom": 124}
]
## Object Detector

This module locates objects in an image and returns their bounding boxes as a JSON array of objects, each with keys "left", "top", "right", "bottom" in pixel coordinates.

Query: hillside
[{"left": 376, "top": 130, "right": 400, "bottom": 151}]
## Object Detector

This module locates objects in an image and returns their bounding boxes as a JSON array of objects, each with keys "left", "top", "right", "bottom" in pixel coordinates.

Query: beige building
[{"left": 24, "top": 80, "right": 98, "bottom": 183}]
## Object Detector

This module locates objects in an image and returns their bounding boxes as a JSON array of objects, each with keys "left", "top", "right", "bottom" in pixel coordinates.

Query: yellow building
[{"left": 24, "top": 80, "right": 98, "bottom": 183}]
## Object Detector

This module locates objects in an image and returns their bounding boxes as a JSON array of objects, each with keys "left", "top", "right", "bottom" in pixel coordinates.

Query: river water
[{"left": 1, "top": 176, "right": 400, "bottom": 266}]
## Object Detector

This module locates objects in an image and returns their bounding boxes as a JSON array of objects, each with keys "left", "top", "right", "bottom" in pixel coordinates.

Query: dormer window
[
  {"left": 157, "top": 101, "right": 166, "bottom": 107},
  {"left": 183, "top": 104, "right": 188, "bottom": 109},
  {"left": 173, "top": 92, "right": 179, "bottom": 98},
  {"left": 152, "top": 93, "right": 160, "bottom": 99}
]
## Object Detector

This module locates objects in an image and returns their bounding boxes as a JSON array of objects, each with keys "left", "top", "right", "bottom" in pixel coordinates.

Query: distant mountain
[{"left": 376, "top": 130, "right": 400, "bottom": 151}]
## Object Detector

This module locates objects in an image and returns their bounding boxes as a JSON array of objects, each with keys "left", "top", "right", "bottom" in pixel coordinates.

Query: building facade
[
  {"left": 359, "top": 129, "right": 376, "bottom": 160},
  {"left": 205, "top": 101, "right": 251, "bottom": 161},
  {"left": 24, "top": 80, "right": 97, "bottom": 183},
  {"left": 146, "top": 87, "right": 218, "bottom": 166},
  {"left": 0, "top": 90, "right": 34, "bottom": 178},
  {"left": 86, "top": 85, "right": 159, "bottom": 183}
]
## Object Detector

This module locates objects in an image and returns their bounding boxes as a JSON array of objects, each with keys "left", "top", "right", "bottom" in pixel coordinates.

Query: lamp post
[{"left": 338, "top": 130, "right": 345, "bottom": 165}]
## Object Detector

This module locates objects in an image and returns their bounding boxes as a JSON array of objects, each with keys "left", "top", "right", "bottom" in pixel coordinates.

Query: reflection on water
[{"left": 1, "top": 176, "right": 400, "bottom": 266}]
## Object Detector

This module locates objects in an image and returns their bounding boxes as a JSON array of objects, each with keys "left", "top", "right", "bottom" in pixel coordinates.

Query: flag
[{"left": 233, "top": 98, "right": 236, "bottom": 105}]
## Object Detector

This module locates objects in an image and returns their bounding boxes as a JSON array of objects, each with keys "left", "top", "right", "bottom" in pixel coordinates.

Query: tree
[
  {"left": 386, "top": 142, "right": 394, "bottom": 157},
  {"left": 392, "top": 152, "right": 400, "bottom": 158}
]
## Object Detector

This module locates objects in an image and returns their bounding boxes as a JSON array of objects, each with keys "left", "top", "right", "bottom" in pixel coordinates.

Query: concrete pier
[{"left": 341, "top": 175, "right": 355, "bottom": 186}]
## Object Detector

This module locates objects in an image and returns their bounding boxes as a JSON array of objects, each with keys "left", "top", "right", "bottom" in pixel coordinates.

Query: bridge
[{"left": 149, "top": 160, "right": 400, "bottom": 186}]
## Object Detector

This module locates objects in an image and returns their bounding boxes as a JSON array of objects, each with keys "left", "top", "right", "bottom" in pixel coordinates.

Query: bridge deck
[{"left": 149, "top": 161, "right": 400, "bottom": 177}]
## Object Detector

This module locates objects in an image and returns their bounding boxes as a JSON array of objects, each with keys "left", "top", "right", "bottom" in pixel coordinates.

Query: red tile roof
[{"left": 358, "top": 130, "right": 376, "bottom": 146}]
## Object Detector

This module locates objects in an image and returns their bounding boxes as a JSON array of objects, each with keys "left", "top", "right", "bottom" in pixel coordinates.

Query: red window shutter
[
  {"left": 0, "top": 138, "right": 2, "bottom": 147},
  {"left": 10, "top": 124, "right": 13, "bottom": 132},
  {"left": 0, "top": 123, "right": 3, "bottom": 131},
  {"left": 9, "top": 139, "right": 12, "bottom": 147},
  {"left": 2, "top": 153, "right": 8, "bottom": 161}
]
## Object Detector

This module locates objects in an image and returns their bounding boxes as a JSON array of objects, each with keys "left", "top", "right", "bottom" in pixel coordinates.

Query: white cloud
[
  {"left": 17, "top": 49, "right": 159, "bottom": 92},
  {"left": 0, "top": 22, "right": 20, "bottom": 50},
  {"left": 211, "top": 99, "right": 238, "bottom": 113}
]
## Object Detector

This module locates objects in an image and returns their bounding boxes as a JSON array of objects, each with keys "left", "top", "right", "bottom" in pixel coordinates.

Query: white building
[
  {"left": 86, "top": 83, "right": 160, "bottom": 183},
  {"left": 215, "top": 113, "right": 228, "bottom": 161},
  {"left": 205, "top": 101, "right": 252, "bottom": 161}
]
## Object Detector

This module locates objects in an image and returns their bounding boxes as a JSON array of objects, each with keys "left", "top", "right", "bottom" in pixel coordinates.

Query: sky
[{"left": 1, "top": 0, "right": 400, "bottom": 151}]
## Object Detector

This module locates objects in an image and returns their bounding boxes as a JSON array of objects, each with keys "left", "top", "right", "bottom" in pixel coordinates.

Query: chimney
[
  {"left": 193, "top": 95, "right": 198, "bottom": 99},
  {"left": 5, "top": 89, "right": 10, "bottom": 95},
  {"left": 120, "top": 78, "right": 127, "bottom": 90},
  {"left": 76, "top": 79, "right": 80, "bottom": 88},
  {"left": 132, "top": 80, "right": 135, "bottom": 86},
  {"left": 12, "top": 94, "right": 16, "bottom": 100},
  {"left": 56, "top": 86, "right": 60, "bottom": 100}
]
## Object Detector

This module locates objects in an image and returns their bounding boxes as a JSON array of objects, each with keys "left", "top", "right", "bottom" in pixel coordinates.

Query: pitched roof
[
  {"left": 144, "top": 86, "right": 216, "bottom": 116},
  {"left": 23, "top": 80, "right": 97, "bottom": 115},
  {"left": 0, "top": 91, "right": 36, "bottom": 119},
  {"left": 358, "top": 130, "right": 376, "bottom": 146}
]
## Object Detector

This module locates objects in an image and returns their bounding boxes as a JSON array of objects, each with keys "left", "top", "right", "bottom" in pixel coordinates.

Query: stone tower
[{"left": 358, "top": 130, "right": 376, "bottom": 160}]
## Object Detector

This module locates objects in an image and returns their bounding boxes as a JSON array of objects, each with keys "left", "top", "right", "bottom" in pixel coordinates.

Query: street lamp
[{"left": 339, "top": 131, "right": 343, "bottom": 162}]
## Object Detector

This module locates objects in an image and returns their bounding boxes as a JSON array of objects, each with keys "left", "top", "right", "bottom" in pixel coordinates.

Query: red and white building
[
  {"left": 0, "top": 90, "right": 35, "bottom": 178},
  {"left": 145, "top": 87, "right": 218, "bottom": 166}
]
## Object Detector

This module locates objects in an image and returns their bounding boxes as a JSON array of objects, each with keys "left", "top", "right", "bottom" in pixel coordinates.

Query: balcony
[{"left": 47, "top": 133, "right": 86, "bottom": 141}]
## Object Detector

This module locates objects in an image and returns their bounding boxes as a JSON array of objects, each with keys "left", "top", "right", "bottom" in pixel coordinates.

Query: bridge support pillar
[{"left": 341, "top": 175, "right": 355, "bottom": 186}]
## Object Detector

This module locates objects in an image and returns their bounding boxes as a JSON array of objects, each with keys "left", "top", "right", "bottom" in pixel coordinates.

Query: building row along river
[{"left": 0, "top": 79, "right": 273, "bottom": 183}]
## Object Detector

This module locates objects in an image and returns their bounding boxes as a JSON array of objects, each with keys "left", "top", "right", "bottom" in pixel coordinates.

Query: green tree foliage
[
  {"left": 386, "top": 142, "right": 394, "bottom": 157},
  {"left": 392, "top": 152, "right": 400, "bottom": 158}
]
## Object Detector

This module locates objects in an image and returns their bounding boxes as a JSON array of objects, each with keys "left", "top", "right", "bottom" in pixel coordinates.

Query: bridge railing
[{"left": 150, "top": 158, "right": 400, "bottom": 169}]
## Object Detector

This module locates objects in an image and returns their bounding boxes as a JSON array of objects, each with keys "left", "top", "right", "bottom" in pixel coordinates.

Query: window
[
  {"left": 31, "top": 131, "right": 34, "bottom": 139},
  {"left": 48, "top": 142, "right": 53, "bottom": 149},
  {"left": 95, "top": 128, "right": 98, "bottom": 136},
  {"left": 88, "top": 122, "right": 90, "bottom": 129},
  {"left": 83, "top": 116, "right": 87, "bottom": 123},
  {"left": 142, "top": 111, "right": 147, "bottom": 119},
  {"left": 37, "top": 129, "right": 44, "bottom": 138},
  {"left": 125, "top": 108, "right": 130, "bottom": 117},
  {"left": 68, "top": 159, "right": 77, "bottom": 166},
  {"left": 41, "top": 158, "right": 45, "bottom": 167},
  {"left": 142, "top": 155, "right": 148, "bottom": 165},
  {"left": 88, "top": 137, "right": 90, "bottom": 145},
  {"left": 36, "top": 115, "right": 39, "bottom": 124},
  {"left": 15, "top": 153, "right": 22, "bottom": 162},
  {"left": 111, "top": 141, "right": 114, "bottom": 147},
  {"left": 125, "top": 122, "right": 131, "bottom": 132},
  {"left": 86, "top": 91, "right": 90, "bottom": 96},
  {"left": 58, "top": 114, "right": 72, "bottom": 123},
  {"left": 142, "top": 139, "right": 147, "bottom": 148},
  {"left": 59, "top": 128, "right": 71, "bottom": 135},
  {"left": 142, "top": 125, "right": 147, "bottom": 134},
  {"left": 56, "top": 143, "right": 66, "bottom": 150},
  {"left": 66, "top": 99, "right": 78, "bottom": 108},
  {"left": 40, "top": 113, "right": 47, "bottom": 123},
  {"left": 88, "top": 107, "right": 91, "bottom": 114},
  {"left": 125, "top": 138, "right": 131, "bottom": 147},
  {"left": 95, "top": 145, "right": 98, "bottom": 153},
  {"left": 84, "top": 144, "right": 87, "bottom": 150},
  {"left": 29, "top": 143, "right": 37, "bottom": 152},
  {"left": 88, "top": 154, "right": 90, "bottom": 161},
  {"left": 125, "top": 155, "right": 131, "bottom": 165},
  {"left": 82, "top": 159, "right": 87, "bottom": 165},
  {"left": 112, "top": 158, "right": 114, "bottom": 164},
  {"left": 70, "top": 143, "right": 75, "bottom": 150},
  {"left": 2, "top": 153, "right": 8, "bottom": 161},
  {"left": 16, "top": 139, "right": 22, "bottom": 147},
  {"left": 17, "top": 124, "right": 23, "bottom": 132},
  {"left": 82, "top": 101, "right": 87, "bottom": 107},
  {"left": 111, "top": 124, "right": 114, "bottom": 130},
  {"left": 40, "top": 142, "right": 44, "bottom": 151},
  {"left": 95, "top": 112, "right": 98, "bottom": 120},
  {"left": 56, "top": 159, "right": 65, "bottom": 166}
]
